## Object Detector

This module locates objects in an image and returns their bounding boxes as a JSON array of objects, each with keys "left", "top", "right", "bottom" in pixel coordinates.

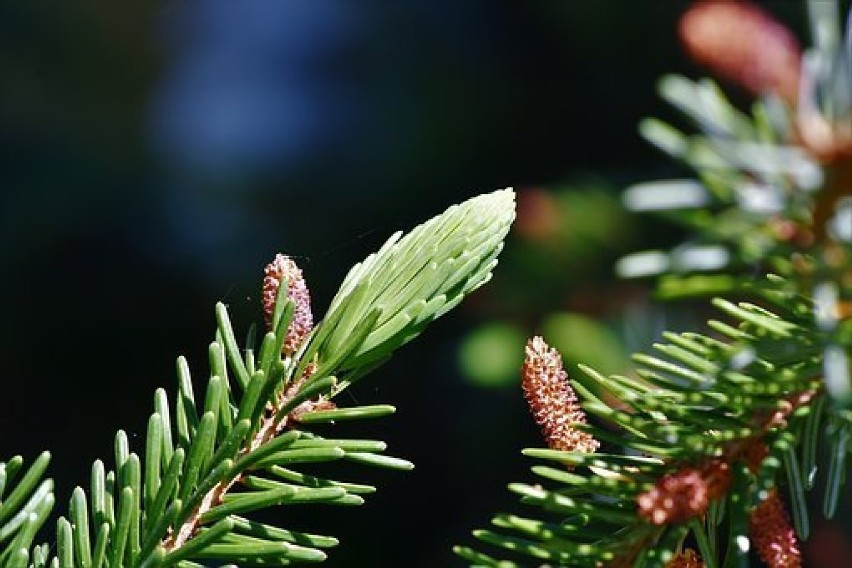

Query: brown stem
[
  {"left": 162, "top": 366, "right": 328, "bottom": 553},
  {"left": 812, "top": 149, "right": 852, "bottom": 243},
  {"left": 162, "top": 407, "right": 287, "bottom": 551}
]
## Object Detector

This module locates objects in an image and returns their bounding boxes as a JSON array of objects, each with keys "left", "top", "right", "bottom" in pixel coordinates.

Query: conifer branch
[
  {"left": 457, "top": 2, "right": 851, "bottom": 566},
  {"left": 2, "top": 189, "right": 515, "bottom": 567}
]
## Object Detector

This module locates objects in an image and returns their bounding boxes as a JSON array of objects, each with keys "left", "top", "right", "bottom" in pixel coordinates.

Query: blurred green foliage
[
  {"left": 539, "top": 311, "right": 630, "bottom": 377},
  {"left": 456, "top": 183, "right": 658, "bottom": 391}
]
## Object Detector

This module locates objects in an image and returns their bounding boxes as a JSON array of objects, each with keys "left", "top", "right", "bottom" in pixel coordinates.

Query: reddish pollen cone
[
  {"left": 679, "top": 1, "right": 801, "bottom": 104},
  {"left": 262, "top": 254, "right": 314, "bottom": 356},
  {"left": 638, "top": 460, "right": 731, "bottom": 525},
  {"left": 666, "top": 549, "right": 705, "bottom": 568},
  {"left": 749, "top": 490, "right": 802, "bottom": 568},
  {"left": 521, "top": 336, "right": 599, "bottom": 454},
  {"left": 638, "top": 468, "right": 710, "bottom": 525}
]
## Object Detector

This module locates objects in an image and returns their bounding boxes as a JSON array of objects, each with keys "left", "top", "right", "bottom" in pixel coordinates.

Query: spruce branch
[
  {"left": 457, "top": 2, "right": 851, "bottom": 566},
  {"left": 457, "top": 281, "right": 838, "bottom": 566},
  {"left": 2, "top": 188, "right": 515, "bottom": 567}
]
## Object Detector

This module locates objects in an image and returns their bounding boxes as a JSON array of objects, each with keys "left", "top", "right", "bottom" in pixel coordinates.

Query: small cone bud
[
  {"left": 679, "top": 0, "right": 801, "bottom": 104},
  {"left": 749, "top": 489, "right": 801, "bottom": 568},
  {"left": 521, "top": 337, "right": 599, "bottom": 454},
  {"left": 638, "top": 460, "right": 731, "bottom": 525},
  {"left": 262, "top": 254, "right": 313, "bottom": 356},
  {"left": 666, "top": 549, "right": 704, "bottom": 568},
  {"left": 638, "top": 468, "right": 709, "bottom": 525}
]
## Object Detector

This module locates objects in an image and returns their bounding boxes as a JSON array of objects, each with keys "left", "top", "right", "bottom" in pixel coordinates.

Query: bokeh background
[{"left": 1, "top": 1, "right": 846, "bottom": 566}]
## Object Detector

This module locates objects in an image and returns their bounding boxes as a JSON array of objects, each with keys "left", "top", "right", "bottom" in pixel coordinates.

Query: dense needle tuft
[
  {"left": 521, "top": 336, "right": 599, "bottom": 454},
  {"left": 262, "top": 253, "right": 313, "bottom": 355}
]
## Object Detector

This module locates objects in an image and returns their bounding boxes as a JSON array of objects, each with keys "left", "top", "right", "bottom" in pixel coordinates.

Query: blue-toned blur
[{"left": 1, "top": 1, "right": 847, "bottom": 566}]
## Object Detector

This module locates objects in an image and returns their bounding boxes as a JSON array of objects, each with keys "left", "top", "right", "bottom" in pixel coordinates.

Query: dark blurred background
[{"left": 2, "top": 1, "right": 844, "bottom": 566}]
